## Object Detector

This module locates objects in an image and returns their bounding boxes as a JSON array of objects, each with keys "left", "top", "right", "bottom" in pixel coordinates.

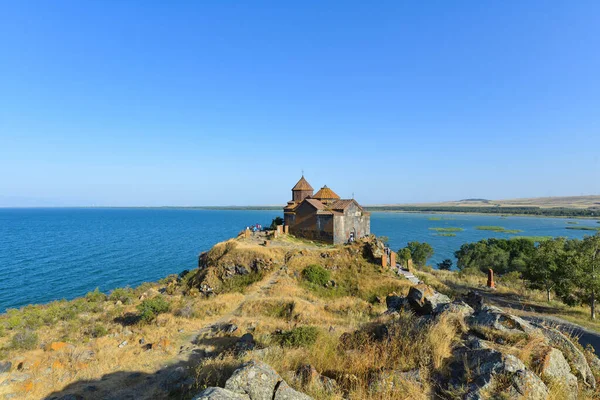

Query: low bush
[
  {"left": 109, "top": 287, "right": 135, "bottom": 304},
  {"left": 85, "top": 288, "right": 107, "bottom": 303},
  {"left": 275, "top": 326, "right": 319, "bottom": 348},
  {"left": 302, "top": 265, "right": 330, "bottom": 286},
  {"left": 137, "top": 296, "right": 170, "bottom": 323},
  {"left": 221, "top": 272, "right": 264, "bottom": 293},
  {"left": 90, "top": 324, "right": 109, "bottom": 338},
  {"left": 11, "top": 330, "right": 39, "bottom": 350}
]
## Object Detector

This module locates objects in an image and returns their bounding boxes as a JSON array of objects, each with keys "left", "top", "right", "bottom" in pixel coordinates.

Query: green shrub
[
  {"left": 90, "top": 324, "right": 108, "bottom": 338},
  {"left": 85, "top": 288, "right": 107, "bottom": 303},
  {"left": 109, "top": 287, "right": 135, "bottom": 304},
  {"left": 275, "top": 326, "right": 319, "bottom": 348},
  {"left": 137, "top": 296, "right": 170, "bottom": 323},
  {"left": 135, "top": 282, "right": 156, "bottom": 296},
  {"left": 11, "top": 330, "right": 39, "bottom": 350},
  {"left": 301, "top": 265, "right": 330, "bottom": 286},
  {"left": 221, "top": 272, "right": 264, "bottom": 293},
  {"left": 0, "top": 325, "right": 5, "bottom": 337}
]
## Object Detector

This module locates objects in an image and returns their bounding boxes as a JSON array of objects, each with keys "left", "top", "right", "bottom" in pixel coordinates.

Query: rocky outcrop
[
  {"left": 406, "top": 284, "right": 451, "bottom": 315},
  {"left": 194, "top": 361, "right": 312, "bottom": 400},
  {"left": 537, "top": 348, "right": 579, "bottom": 398},
  {"left": 385, "top": 285, "right": 597, "bottom": 398},
  {"left": 449, "top": 347, "right": 548, "bottom": 400},
  {"left": 536, "top": 325, "right": 596, "bottom": 389},
  {"left": 469, "top": 305, "right": 537, "bottom": 334}
]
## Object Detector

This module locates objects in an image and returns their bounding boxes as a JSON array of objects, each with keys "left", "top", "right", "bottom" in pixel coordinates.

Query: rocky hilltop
[{"left": 1, "top": 232, "right": 599, "bottom": 399}]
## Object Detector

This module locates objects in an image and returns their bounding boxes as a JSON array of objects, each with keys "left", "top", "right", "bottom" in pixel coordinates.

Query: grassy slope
[{"left": 2, "top": 235, "right": 600, "bottom": 399}]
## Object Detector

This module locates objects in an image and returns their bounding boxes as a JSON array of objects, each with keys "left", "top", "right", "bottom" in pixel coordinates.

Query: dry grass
[{"left": 4, "top": 234, "right": 600, "bottom": 399}]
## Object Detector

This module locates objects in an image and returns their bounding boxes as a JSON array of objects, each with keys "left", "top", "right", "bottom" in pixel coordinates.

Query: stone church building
[{"left": 283, "top": 176, "right": 370, "bottom": 244}]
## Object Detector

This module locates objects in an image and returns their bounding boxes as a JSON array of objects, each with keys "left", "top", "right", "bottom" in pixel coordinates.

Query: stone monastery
[{"left": 283, "top": 176, "right": 370, "bottom": 244}]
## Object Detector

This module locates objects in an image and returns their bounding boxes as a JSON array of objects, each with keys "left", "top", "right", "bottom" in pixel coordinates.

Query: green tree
[
  {"left": 523, "top": 238, "right": 565, "bottom": 303},
  {"left": 573, "top": 234, "right": 600, "bottom": 319},
  {"left": 398, "top": 247, "right": 412, "bottom": 269},
  {"left": 437, "top": 259, "right": 453, "bottom": 271},
  {"left": 407, "top": 241, "right": 434, "bottom": 267},
  {"left": 269, "top": 216, "right": 284, "bottom": 230}
]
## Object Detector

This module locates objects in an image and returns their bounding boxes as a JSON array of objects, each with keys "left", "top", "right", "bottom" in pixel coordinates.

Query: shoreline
[{"left": 2, "top": 206, "right": 599, "bottom": 219}]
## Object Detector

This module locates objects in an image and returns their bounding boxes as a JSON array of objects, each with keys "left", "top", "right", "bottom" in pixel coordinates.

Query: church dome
[
  {"left": 313, "top": 185, "right": 340, "bottom": 200},
  {"left": 292, "top": 176, "right": 313, "bottom": 191}
]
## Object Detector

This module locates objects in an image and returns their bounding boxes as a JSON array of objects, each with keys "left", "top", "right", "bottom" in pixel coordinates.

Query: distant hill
[{"left": 375, "top": 195, "right": 600, "bottom": 210}]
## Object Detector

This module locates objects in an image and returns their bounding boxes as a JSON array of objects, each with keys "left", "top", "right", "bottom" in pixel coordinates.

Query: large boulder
[
  {"left": 449, "top": 348, "right": 548, "bottom": 400},
  {"left": 193, "top": 361, "right": 313, "bottom": 400},
  {"left": 469, "top": 305, "right": 537, "bottom": 334},
  {"left": 406, "top": 284, "right": 451, "bottom": 315},
  {"left": 435, "top": 300, "right": 474, "bottom": 318},
  {"left": 537, "top": 348, "right": 578, "bottom": 399},
  {"left": 537, "top": 326, "right": 596, "bottom": 389},
  {"left": 224, "top": 361, "right": 282, "bottom": 399}
]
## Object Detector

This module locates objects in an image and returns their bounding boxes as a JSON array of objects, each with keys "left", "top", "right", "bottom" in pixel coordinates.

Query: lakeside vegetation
[
  {"left": 475, "top": 225, "right": 523, "bottom": 234},
  {"left": 566, "top": 226, "right": 600, "bottom": 231},
  {"left": 427, "top": 227, "right": 463, "bottom": 232}
]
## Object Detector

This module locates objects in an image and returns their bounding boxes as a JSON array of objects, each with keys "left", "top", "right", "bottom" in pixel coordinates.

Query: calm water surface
[{"left": 0, "top": 208, "right": 598, "bottom": 311}]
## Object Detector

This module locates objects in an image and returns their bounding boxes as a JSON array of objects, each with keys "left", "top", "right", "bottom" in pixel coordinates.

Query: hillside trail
[{"left": 174, "top": 268, "right": 283, "bottom": 363}]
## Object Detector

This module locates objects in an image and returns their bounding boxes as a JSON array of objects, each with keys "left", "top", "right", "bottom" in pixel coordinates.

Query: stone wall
[{"left": 332, "top": 203, "right": 371, "bottom": 244}]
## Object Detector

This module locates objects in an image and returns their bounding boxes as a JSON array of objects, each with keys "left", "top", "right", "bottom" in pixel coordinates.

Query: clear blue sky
[{"left": 1, "top": 1, "right": 599, "bottom": 206}]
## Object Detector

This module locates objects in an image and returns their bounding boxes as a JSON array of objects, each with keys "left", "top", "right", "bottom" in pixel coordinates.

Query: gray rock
[
  {"left": 118, "top": 340, "right": 128, "bottom": 348},
  {"left": 537, "top": 348, "right": 578, "bottom": 399},
  {"left": 225, "top": 361, "right": 282, "bottom": 400},
  {"left": 450, "top": 348, "right": 548, "bottom": 399},
  {"left": 0, "top": 362, "right": 11, "bottom": 374},
  {"left": 462, "top": 291, "right": 484, "bottom": 311},
  {"left": 464, "top": 335, "right": 491, "bottom": 350},
  {"left": 235, "top": 333, "right": 256, "bottom": 353},
  {"left": 385, "top": 294, "right": 407, "bottom": 312},
  {"left": 538, "top": 326, "right": 596, "bottom": 388},
  {"left": 406, "top": 284, "right": 451, "bottom": 315},
  {"left": 469, "top": 305, "right": 537, "bottom": 334},
  {"left": 224, "top": 361, "right": 313, "bottom": 400},
  {"left": 273, "top": 381, "right": 312, "bottom": 400},
  {"left": 7, "top": 373, "right": 30, "bottom": 383},
  {"left": 192, "top": 387, "right": 250, "bottom": 400},
  {"left": 435, "top": 300, "right": 474, "bottom": 318},
  {"left": 507, "top": 369, "right": 549, "bottom": 400}
]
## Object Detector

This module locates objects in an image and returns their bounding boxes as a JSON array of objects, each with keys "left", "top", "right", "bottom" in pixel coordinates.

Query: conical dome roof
[
  {"left": 292, "top": 176, "right": 313, "bottom": 191},
  {"left": 313, "top": 185, "right": 340, "bottom": 200}
]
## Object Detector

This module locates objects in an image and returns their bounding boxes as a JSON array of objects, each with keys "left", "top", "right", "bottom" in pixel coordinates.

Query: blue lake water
[{"left": 0, "top": 208, "right": 598, "bottom": 312}]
